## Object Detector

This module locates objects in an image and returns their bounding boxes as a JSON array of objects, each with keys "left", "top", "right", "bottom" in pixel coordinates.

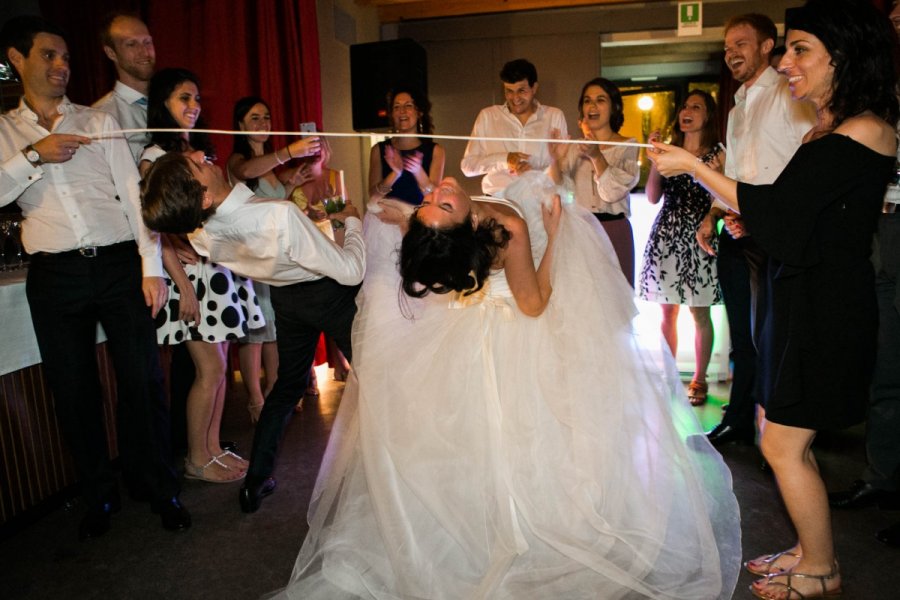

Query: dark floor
[{"left": 1, "top": 374, "right": 898, "bottom": 599}]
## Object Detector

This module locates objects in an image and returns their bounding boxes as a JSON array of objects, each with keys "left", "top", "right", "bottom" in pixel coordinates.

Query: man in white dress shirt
[
  {"left": 92, "top": 12, "right": 154, "bottom": 163},
  {"left": 461, "top": 58, "right": 567, "bottom": 196},
  {"left": 141, "top": 150, "right": 365, "bottom": 514},
  {"left": 700, "top": 13, "right": 815, "bottom": 447},
  {"left": 0, "top": 16, "right": 189, "bottom": 538}
]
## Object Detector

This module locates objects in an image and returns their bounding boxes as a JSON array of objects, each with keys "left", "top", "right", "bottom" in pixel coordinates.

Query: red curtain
[{"left": 37, "top": 0, "right": 322, "bottom": 163}]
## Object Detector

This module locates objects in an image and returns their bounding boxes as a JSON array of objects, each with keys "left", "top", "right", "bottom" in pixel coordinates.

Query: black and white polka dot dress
[{"left": 155, "top": 258, "right": 265, "bottom": 344}]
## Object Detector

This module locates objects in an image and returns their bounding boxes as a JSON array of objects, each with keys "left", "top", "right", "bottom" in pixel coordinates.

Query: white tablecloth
[{"left": 0, "top": 269, "right": 106, "bottom": 376}]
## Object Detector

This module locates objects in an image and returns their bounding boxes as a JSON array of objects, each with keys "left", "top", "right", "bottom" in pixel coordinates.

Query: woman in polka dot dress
[{"left": 140, "top": 68, "right": 264, "bottom": 483}]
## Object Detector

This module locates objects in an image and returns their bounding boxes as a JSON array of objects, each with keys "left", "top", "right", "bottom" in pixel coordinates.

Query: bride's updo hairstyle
[{"left": 400, "top": 214, "right": 510, "bottom": 298}]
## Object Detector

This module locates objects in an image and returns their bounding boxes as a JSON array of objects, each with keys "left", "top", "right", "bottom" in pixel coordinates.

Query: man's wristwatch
[{"left": 23, "top": 144, "right": 42, "bottom": 166}]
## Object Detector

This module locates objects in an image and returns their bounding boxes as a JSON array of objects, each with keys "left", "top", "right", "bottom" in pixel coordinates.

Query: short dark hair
[
  {"left": 141, "top": 152, "right": 214, "bottom": 234},
  {"left": 399, "top": 212, "right": 510, "bottom": 299},
  {"left": 500, "top": 59, "right": 537, "bottom": 86},
  {"left": 578, "top": 77, "right": 625, "bottom": 133},
  {"left": 671, "top": 90, "right": 720, "bottom": 152},
  {"left": 387, "top": 85, "right": 435, "bottom": 135},
  {"left": 147, "top": 67, "right": 215, "bottom": 157},
  {"left": 786, "top": 0, "right": 900, "bottom": 127},
  {"left": 724, "top": 13, "right": 778, "bottom": 47},
  {"left": 0, "top": 15, "right": 66, "bottom": 79}
]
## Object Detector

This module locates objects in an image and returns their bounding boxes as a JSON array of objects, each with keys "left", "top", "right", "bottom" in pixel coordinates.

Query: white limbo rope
[{"left": 89, "top": 127, "right": 654, "bottom": 148}]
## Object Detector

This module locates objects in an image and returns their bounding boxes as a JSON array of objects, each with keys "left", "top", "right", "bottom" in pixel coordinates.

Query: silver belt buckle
[{"left": 78, "top": 246, "right": 99, "bottom": 258}]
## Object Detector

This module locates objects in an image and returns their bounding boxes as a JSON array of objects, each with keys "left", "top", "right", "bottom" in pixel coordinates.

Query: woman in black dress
[
  {"left": 368, "top": 86, "right": 445, "bottom": 206},
  {"left": 650, "top": 0, "right": 898, "bottom": 597}
]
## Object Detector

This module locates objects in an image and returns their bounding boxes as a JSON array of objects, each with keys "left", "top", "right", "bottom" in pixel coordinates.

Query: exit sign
[{"left": 678, "top": 1, "right": 703, "bottom": 37}]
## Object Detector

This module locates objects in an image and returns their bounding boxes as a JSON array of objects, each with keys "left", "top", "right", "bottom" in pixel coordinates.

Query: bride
[{"left": 274, "top": 173, "right": 741, "bottom": 599}]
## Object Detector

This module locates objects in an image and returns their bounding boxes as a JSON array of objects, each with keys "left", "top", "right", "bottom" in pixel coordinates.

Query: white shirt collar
[
  {"left": 213, "top": 182, "right": 255, "bottom": 218},
  {"left": 114, "top": 80, "right": 148, "bottom": 105}
]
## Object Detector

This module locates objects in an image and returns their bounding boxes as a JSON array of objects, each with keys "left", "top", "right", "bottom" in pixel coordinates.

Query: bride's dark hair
[{"left": 399, "top": 214, "right": 511, "bottom": 298}]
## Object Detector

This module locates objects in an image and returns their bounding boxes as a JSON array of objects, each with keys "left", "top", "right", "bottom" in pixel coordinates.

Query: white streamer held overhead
[{"left": 89, "top": 127, "right": 654, "bottom": 148}]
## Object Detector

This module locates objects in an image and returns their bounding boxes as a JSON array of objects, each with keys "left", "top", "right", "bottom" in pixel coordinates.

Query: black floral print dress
[{"left": 639, "top": 149, "right": 722, "bottom": 306}]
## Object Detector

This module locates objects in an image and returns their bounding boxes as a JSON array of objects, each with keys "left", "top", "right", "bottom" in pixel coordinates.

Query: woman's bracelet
[
  {"left": 286, "top": 145, "right": 294, "bottom": 160},
  {"left": 275, "top": 149, "right": 286, "bottom": 166},
  {"left": 422, "top": 183, "right": 434, "bottom": 194},
  {"left": 690, "top": 156, "right": 704, "bottom": 183}
]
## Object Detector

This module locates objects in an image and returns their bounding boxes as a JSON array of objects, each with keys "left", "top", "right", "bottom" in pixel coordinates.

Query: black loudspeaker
[{"left": 350, "top": 39, "right": 427, "bottom": 131}]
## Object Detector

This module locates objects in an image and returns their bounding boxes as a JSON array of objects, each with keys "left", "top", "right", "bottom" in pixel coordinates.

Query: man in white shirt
[
  {"left": 701, "top": 13, "right": 815, "bottom": 447},
  {"left": 0, "top": 16, "right": 189, "bottom": 538},
  {"left": 92, "top": 12, "right": 154, "bottom": 163},
  {"left": 141, "top": 150, "right": 365, "bottom": 513},
  {"left": 461, "top": 58, "right": 567, "bottom": 196}
]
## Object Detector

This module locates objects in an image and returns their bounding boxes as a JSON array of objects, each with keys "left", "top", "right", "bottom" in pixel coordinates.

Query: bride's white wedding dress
[{"left": 274, "top": 173, "right": 741, "bottom": 599}]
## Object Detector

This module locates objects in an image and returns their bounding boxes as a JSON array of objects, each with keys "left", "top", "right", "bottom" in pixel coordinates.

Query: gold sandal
[
  {"left": 687, "top": 380, "right": 708, "bottom": 406},
  {"left": 745, "top": 549, "right": 802, "bottom": 576},
  {"left": 750, "top": 563, "right": 842, "bottom": 599}
]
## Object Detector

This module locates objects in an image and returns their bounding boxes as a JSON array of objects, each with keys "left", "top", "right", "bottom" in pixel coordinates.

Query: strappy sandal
[
  {"left": 184, "top": 456, "right": 245, "bottom": 483},
  {"left": 216, "top": 449, "right": 248, "bottom": 470},
  {"left": 687, "top": 380, "right": 708, "bottom": 406},
  {"left": 750, "top": 563, "right": 842, "bottom": 599},
  {"left": 745, "top": 549, "right": 802, "bottom": 576}
]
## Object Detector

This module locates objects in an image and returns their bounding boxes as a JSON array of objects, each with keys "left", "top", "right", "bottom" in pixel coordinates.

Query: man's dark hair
[
  {"left": 500, "top": 59, "right": 537, "bottom": 86},
  {"left": 724, "top": 13, "right": 778, "bottom": 47},
  {"left": 0, "top": 15, "right": 66, "bottom": 79},
  {"left": 141, "top": 152, "right": 214, "bottom": 234}
]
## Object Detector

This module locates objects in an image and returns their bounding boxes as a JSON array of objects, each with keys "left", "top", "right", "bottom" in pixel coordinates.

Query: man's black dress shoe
[
  {"left": 78, "top": 490, "right": 121, "bottom": 541},
  {"left": 152, "top": 497, "right": 192, "bottom": 531},
  {"left": 876, "top": 521, "right": 900, "bottom": 547},
  {"left": 239, "top": 477, "right": 277, "bottom": 513},
  {"left": 829, "top": 480, "right": 900, "bottom": 510},
  {"left": 706, "top": 423, "right": 754, "bottom": 447}
]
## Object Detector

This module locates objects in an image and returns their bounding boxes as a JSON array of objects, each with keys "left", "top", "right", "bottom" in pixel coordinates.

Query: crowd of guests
[{"left": 2, "top": 0, "right": 900, "bottom": 597}]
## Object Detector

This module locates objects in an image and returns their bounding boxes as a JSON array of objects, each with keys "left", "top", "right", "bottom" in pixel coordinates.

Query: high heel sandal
[
  {"left": 687, "top": 380, "right": 708, "bottom": 406},
  {"left": 745, "top": 549, "right": 802, "bottom": 576},
  {"left": 184, "top": 456, "right": 245, "bottom": 483},
  {"left": 750, "top": 562, "right": 842, "bottom": 599}
]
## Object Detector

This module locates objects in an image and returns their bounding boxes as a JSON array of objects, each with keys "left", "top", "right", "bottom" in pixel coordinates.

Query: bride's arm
[{"left": 503, "top": 196, "right": 561, "bottom": 316}]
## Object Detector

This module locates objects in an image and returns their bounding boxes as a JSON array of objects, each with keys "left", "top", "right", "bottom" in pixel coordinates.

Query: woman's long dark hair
[
  {"left": 231, "top": 96, "right": 274, "bottom": 189},
  {"left": 146, "top": 67, "right": 215, "bottom": 157},
  {"left": 670, "top": 90, "right": 720, "bottom": 152},
  {"left": 786, "top": 0, "right": 899, "bottom": 127},
  {"left": 399, "top": 214, "right": 510, "bottom": 298}
]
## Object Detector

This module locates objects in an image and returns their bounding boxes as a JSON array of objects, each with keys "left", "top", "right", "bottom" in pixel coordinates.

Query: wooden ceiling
[{"left": 359, "top": 0, "right": 653, "bottom": 23}]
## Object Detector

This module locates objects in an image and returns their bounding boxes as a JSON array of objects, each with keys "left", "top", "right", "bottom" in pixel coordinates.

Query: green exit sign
[{"left": 678, "top": 1, "right": 703, "bottom": 36}]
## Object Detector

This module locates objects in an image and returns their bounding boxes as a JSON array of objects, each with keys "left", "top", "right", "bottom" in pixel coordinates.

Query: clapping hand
[
  {"left": 548, "top": 128, "right": 569, "bottom": 162},
  {"left": 384, "top": 144, "right": 404, "bottom": 176},
  {"left": 402, "top": 151, "right": 424, "bottom": 177}
]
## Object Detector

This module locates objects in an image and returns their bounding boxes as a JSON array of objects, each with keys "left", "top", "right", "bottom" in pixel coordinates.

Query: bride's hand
[
  {"left": 647, "top": 141, "right": 695, "bottom": 177},
  {"left": 541, "top": 194, "right": 562, "bottom": 240}
]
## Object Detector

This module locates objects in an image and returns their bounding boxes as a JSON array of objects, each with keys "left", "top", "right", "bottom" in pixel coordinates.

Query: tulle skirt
[{"left": 273, "top": 175, "right": 741, "bottom": 599}]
